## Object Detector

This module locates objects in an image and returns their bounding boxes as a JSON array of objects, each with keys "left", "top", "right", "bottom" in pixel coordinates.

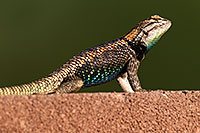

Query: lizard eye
[{"left": 143, "top": 30, "right": 148, "bottom": 36}]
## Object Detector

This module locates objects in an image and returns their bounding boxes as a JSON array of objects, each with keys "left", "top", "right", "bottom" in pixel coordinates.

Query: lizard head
[{"left": 124, "top": 15, "right": 171, "bottom": 53}]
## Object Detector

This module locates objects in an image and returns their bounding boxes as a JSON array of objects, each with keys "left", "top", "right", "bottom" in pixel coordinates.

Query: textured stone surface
[{"left": 0, "top": 91, "right": 200, "bottom": 132}]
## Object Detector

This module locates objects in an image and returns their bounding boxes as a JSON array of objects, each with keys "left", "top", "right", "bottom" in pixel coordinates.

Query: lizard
[{"left": 0, "top": 15, "right": 171, "bottom": 95}]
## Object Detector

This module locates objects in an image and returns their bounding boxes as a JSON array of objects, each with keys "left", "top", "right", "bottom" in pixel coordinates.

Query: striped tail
[{"left": 0, "top": 73, "right": 64, "bottom": 95}]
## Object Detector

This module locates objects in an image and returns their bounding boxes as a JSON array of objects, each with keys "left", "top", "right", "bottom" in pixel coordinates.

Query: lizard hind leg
[{"left": 55, "top": 78, "right": 84, "bottom": 94}]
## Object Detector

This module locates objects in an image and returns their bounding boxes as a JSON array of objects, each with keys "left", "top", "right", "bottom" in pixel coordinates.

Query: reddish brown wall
[{"left": 0, "top": 91, "right": 199, "bottom": 132}]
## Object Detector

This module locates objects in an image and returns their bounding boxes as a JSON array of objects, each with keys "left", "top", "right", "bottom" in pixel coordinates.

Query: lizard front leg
[
  {"left": 127, "top": 58, "right": 143, "bottom": 91},
  {"left": 117, "top": 58, "right": 142, "bottom": 92},
  {"left": 117, "top": 72, "right": 134, "bottom": 93}
]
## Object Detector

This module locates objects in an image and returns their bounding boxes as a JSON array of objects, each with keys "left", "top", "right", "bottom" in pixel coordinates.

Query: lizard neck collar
[{"left": 125, "top": 38, "right": 147, "bottom": 61}]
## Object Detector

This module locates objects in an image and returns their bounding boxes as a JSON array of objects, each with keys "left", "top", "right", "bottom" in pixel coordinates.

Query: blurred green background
[{"left": 0, "top": 0, "right": 199, "bottom": 92}]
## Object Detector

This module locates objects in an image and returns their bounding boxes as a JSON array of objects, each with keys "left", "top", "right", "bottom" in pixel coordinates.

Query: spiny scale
[
  {"left": 0, "top": 15, "right": 171, "bottom": 95},
  {"left": 73, "top": 39, "right": 130, "bottom": 87}
]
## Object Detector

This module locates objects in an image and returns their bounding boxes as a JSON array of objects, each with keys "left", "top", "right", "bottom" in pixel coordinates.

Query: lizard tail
[
  {"left": 0, "top": 73, "right": 64, "bottom": 95},
  {"left": 0, "top": 83, "right": 40, "bottom": 95}
]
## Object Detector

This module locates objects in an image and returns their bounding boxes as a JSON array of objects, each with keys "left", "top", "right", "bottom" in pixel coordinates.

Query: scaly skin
[{"left": 0, "top": 15, "right": 171, "bottom": 95}]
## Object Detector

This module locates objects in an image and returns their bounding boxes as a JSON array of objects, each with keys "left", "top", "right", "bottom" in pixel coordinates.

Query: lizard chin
[{"left": 145, "top": 19, "right": 172, "bottom": 52}]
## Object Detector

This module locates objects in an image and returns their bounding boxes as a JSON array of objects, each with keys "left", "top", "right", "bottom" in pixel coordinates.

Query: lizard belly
[{"left": 76, "top": 64, "right": 124, "bottom": 87}]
